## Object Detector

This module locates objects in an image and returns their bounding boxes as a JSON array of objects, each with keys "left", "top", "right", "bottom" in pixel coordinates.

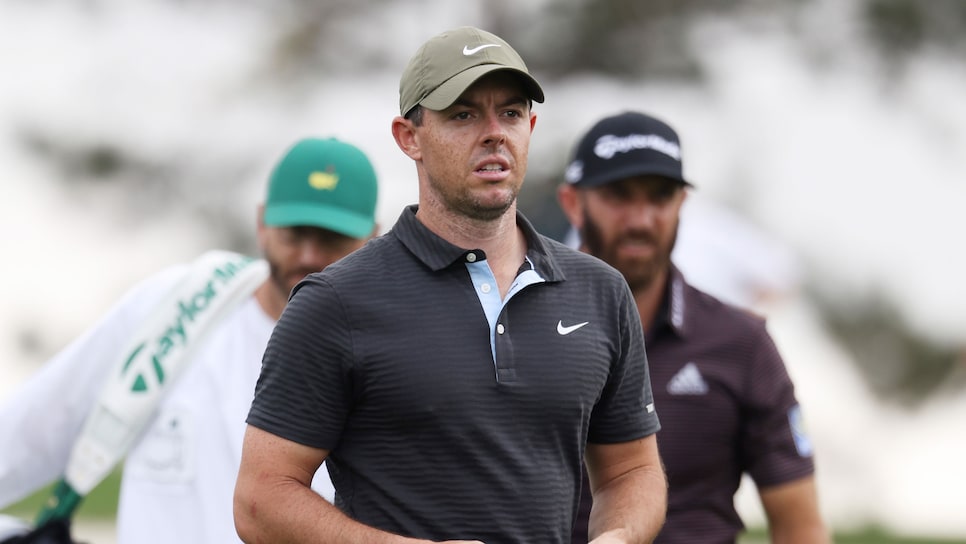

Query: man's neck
[
  {"left": 253, "top": 281, "right": 286, "bottom": 321},
  {"left": 416, "top": 202, "right": 526, "bottom": 298}
]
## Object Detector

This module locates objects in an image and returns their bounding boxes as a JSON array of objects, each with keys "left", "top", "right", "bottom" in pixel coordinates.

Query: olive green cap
[{"left": 399, "top": 26, "right": 545, "bottom": 116}]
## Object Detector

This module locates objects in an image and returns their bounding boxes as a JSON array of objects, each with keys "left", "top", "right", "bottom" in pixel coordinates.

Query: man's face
[
  {"left": 259, "top": 225, "right": 368, "bottom": 296},
  {"left": 575, "top": 176, "right": 686, "bottom": 291},
  {"left": 409, "top": 72, "right": 537, "bottom": 221}
]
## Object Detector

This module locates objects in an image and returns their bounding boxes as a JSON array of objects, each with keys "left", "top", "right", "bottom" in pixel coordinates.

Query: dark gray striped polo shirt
[
  {"left": 248, "top": 205, "right": 660, "bottom": 544},
  {"left": 572, "top": 266, "right": 814, "bottom": 544}
]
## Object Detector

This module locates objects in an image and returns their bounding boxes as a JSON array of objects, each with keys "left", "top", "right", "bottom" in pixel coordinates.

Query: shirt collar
[
  {"left": 652, "top": 264, "right": 690, "bottom": 339},
  {"left": 390, "top": 205, "right": 565, "bottom": 282}
]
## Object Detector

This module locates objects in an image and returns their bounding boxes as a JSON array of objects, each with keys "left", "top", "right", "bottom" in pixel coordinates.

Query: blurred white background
[{"left": 1, "top": 0, "right": 964, "bottom": 541}]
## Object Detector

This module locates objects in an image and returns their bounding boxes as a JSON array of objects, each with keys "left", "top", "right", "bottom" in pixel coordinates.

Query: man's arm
[
  {"left": 584, "top": 435, "right": 667, "bottom": 544},
  {"left": 233, "top": 425, "right": 483, "bottom": 544},
  {"left": 760, "top": 476, "right": 830, "bottom": 544}
]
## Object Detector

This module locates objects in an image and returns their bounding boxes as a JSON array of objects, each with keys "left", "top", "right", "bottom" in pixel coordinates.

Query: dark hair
[{"left": 405, "top": 105, "right": 424, "bottom": 126}]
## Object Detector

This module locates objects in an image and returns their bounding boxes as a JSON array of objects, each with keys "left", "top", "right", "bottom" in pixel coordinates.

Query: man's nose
[
  {"left": 481, "top": 113, "right": 507, "bottom": 147},
  {"left": 624, "top": 197, "right": 659, "bottom": 228},
  {"left": 297, "top": 241, "right": 335, "bottom": 270}
]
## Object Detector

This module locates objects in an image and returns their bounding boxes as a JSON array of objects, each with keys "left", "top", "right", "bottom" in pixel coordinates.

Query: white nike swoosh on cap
[
  {"left": 463, "top": 44, "right": 501, "bottom": 55},
  {"left": 557, "top": 320, "right": 589, "bottom": 335}
]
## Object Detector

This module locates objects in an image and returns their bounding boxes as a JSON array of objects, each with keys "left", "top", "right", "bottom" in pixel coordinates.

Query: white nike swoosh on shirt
[
  {"left": 463, "top": 44, "right": 501, "bottom": 55},
  {"left": 557, "top": 320, "right": 589, "bottom": 335}
]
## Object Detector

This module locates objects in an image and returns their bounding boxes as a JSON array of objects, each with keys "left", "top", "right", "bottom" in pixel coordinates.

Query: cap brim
[
  {"left": 420, "top": 64, "right": 545, "bottom": 111},
  {"left": 577, "top": 163, "right": 693, "bottom": 188},
  {"left": 264, "top": 204, "right": 375, "bottom": 238}
]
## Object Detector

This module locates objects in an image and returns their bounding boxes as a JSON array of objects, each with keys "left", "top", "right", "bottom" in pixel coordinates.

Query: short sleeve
[
  {"left": 247, "top": 274, "right": 354, "bottom": 450},
  {"left": 587, "top": 281, "right": 661, "bottom": 443},
  {"left": 741, "top": 324, "right": 815, "bottom": 487}
]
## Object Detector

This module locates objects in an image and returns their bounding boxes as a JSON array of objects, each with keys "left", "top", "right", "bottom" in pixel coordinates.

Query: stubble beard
[
  {"left": 266, "top": 253, "right": 317, "bottom": 300},
  {"left": 267, "top": 260, "right": 296, "bottom": 301},
  {"left": 427, "top": 175, "right": 520, "bottom": 223},
  {"left": 580, "top": 211, "right": 678, "bottom": 293}
]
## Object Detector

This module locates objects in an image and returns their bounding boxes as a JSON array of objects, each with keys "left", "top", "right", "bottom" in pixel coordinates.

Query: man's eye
[
  {"left": 282, "top": 228, "right": 306, "bottom": 244},
  {"left": 604, "top": 185, "right": 629, "bottom": 198},
  {"left": 655, "top": 185, "right": 678, "bottom": 201}
]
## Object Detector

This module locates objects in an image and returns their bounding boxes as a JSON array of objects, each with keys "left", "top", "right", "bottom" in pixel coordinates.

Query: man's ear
[
  {"left": 556, "top": 183, "right": 583, "bottom": 229},
  {"left": 391, "top": 116, "right": 421, "bottom": 160},
  {"left": 255, "top": 204, "right": 269, "bottom": 250}
]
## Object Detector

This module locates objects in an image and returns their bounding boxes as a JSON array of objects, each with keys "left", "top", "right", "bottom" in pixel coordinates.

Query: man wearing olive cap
[{"left": 235, "top": 27, "right": 667, "bottom": 544}]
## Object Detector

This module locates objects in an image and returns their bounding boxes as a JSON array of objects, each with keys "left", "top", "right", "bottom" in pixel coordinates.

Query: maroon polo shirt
[{"left": 572, "top": 266, "right": 815, "bottom": 544}]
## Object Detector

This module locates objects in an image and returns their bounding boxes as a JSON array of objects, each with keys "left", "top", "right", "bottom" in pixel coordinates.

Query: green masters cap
[
  {"left": 399, "top": 26, "right": 545, "bottom": 116},
  {"left": 263, "top": 138, "right": 378, "bottom": 239}
]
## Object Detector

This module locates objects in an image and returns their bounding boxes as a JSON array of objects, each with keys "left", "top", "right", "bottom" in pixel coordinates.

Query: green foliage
[
  {"left": 742, "top": 526, "right": 966, "bottom": 544},
  {"left": 813, "top": 293, "right": 965, "bottom": 407},
  {"left": 863, "top": 0, "right": 966, "bottom": 57},
  {"left": 1, "top": 468, "right": 122, "bottom": 521}
]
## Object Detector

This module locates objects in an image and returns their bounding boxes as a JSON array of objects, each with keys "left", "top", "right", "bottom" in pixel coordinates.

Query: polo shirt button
[
  {"left": 480, "top": 283, "right": 492, "bottom": 294},
  {"left": 497, "top": 324, "right": 505, "bottom": 334},
  {"left": 466, "top": 253, "right": 477, "bottom": 263}
]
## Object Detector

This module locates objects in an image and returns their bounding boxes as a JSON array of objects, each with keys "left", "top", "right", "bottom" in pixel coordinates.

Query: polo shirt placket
[{"left": 465, "top": 252, "right": 545, "bottom": 383}]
